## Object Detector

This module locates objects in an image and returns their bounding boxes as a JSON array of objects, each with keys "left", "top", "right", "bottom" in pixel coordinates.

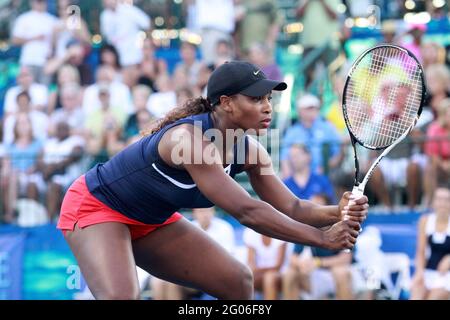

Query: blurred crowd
[{"left": 0, "top": 0, "right": 449, "bottom": 300}]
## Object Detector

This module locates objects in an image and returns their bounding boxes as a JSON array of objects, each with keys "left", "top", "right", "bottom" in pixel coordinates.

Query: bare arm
[
  {"left": 159, "top": 125, "right": 360, "bottom": 250},
  {"left": 245, "top": 137, "right": 367, "bottom": 228},
  {"left": 414, "top": 215, "right": 428, "bottom": 275}
]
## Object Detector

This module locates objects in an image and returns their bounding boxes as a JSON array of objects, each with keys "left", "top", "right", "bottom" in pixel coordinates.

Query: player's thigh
[
  {"left": 131, "top": 218, "right": 252, "bottom": 298},
  {"left": 65, "top": 222, "right": 140, "bottom": 299}
]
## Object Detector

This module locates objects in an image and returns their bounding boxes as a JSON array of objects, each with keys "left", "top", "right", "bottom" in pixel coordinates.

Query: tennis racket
[{"left": 341, "top": 44, "right": 426, "bottom": 228}]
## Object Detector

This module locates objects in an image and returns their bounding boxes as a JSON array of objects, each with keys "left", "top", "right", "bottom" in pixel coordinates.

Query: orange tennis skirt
[{"left": 57, "top": 175, "right": 183, "bottom": 240}]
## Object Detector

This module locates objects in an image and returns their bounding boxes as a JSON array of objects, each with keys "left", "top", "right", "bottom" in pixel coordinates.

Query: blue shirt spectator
[
  {"left": 281, "top": 94, "right": 341, "bottom": 176},
  {"left": 283, "top": 173, "right": 336, "bottom": 204}
]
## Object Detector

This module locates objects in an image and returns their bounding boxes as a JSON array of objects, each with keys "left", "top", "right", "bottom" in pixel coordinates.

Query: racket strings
[{"left": 345, "top": 46, "right": 422, "bottom": 149}]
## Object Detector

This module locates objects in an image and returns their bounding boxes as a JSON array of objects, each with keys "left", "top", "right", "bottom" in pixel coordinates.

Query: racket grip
[{"left": 343, "top": 186, "right": 365, "bottom": 253}]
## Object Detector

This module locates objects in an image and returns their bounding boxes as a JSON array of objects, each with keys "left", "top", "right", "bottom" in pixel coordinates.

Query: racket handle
[{"left": 343, "top": 186, "right": 365, "bottom": 253}]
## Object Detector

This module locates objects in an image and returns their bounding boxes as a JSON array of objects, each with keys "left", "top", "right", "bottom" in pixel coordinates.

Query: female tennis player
[{"left": 57, "top": 61, "right": 368, "bottom": 300}]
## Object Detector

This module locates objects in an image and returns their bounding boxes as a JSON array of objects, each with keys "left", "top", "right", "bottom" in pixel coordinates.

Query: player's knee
[{"left": 225, "top": 263, "right": 253, "bottom": 299}]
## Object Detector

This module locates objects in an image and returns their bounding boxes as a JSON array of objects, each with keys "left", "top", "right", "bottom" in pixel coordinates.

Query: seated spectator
[
  {"left": 3, "top": 66, "right": 48, "bottom": 116},
  {"left": 123, "top": 85, "right": 153, "bottom": 141},
  {"left": 47, "top": 64, "right": 82, "bottom": 114},
  {"left": 49, "top": 83, "right": 85, "bottom": 137},
  {"left": 424, "top": 63, "right": 450, "bottom": 119},
  {"left": 45, "top": 40, "right": 93, "bottom": 86},
  {"left": 126, "top": 109, "right": 154, "bottom": 146},
  {"left": 138, "top": 38, "right": 168, "bottom": 92},
  {"left": 424, "top": 99, "right": 450, "bottom": 207},
  {"left": 35, "top": 121, "right": 85, "bottom": 220},
  {"left": 282, "top": 193, "right": 354, "bottom": 300},
  {"left": 82, "top": 65, "right": 132, "bottom": 116},
  {"left": 247, "top": 42, "right": 282, "bottom": 81},
  {"left": 283, "top": 144, "right": 336, "bottom": 204},
  {"left": 281, "top": 94, "right": 341, "bottom": 177},
  {"left": 99, "top": 44, "right": 122, "bottom": 80},
  {"left": 146, "top": 74, "right": 177, "bottom": 119},
  {"left": 1, "top": 114, "right": 42, "bottom": 223},
  {"left": 151, "top": 207, "right": 236, "bottom": 300},
  {"left": 173, "top": 42, "right": 205, "bottom": 89},
  {"left": 243, "top": 228, "right": 288, "bottom": 300},
  {"left": 410, "top": 187, "right": 450, "bottom": 300},
  {"left": 85, "top": 83, "right": 127, "bottom": 165},
  {"left": 3, "top": 91, "right": 49, "bottom": 145},
  {"left": 369, "top": 135, "right": 422, "bottom": 209}
]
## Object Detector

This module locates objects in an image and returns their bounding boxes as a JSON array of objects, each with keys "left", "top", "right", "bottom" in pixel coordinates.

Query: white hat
[{"left": 297, "top": 94, "right": 320, "bottom": 109}]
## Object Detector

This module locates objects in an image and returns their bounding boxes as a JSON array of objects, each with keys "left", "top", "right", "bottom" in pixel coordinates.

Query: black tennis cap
[{"left": 207, "top": 61, "right": 287, "bottom": 106}]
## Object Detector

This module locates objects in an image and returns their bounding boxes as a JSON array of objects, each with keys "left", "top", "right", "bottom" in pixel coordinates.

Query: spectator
[
  {"left": 3, "top": 91, "right": 49, "bottom": 145},
  {"left": 195, "top": 0, "right": 235, "bottom": 65},
  {"left": 283, "top": 144, "right": 337, "bottom": 204},
  {"left": 52, "top": 0, "right": 91, "bottom": 61},
  {"left": 235, "top": 0, "right": 279, "bottom": 57},
  {"left": 44, "top": 40, "right": 93, "bottom": 86},
  {"left": 295, "top": 0, "right": 341, "bottom": 89},
  {"left": 247, "top": 42, "right": 283, "bottom": 81},
  {"left": 281, "top": 94, "right": 341, "bottom": 177},
  {"left": 49, "top": 83, "right": 85, "bottom": 137},
  {"left": 243, "top": 228, "right": 288, "bottom": 300},
  {"left": 369, "top": 135, "right": 422, "bottom": 209},
  {"left": 282, "top": 193, "right": 354, "bottom": 300},
  {"left": 173, "top": 42, "right": 204, "bottom": 89},
  {"left": 146, "top": 74, "right": 177, "bottom": 119},
  {"left": 424, "top": 63, "right": 450, "bottom": 118},
  {"left": 1, "top": 113, "right": 42, "bottom": 223},
  {"left": 424, "top": 99, "right": 450, "bottom": 206},
  {"left": 422, "top": 42, "right": 446, "bottom": 71},
  {"left": 401, "top": 24, "right": 426, "bottom": 64},
  {"left": 47, "top": 64, "right": 81, "bottom": 114},
  {"left": 126, "top": 109, "right": 153, "bottom": 146},
  {"left": 85, "top": 83, "right": 127, "bottom": 165},
  {"left": 99, "top": 44, "right": 122, "bottom": 77},
  {"left": 138, "top": 38, "right": 168, "bottom": 92},
  {"left": 35, "top": 121, "right": 85, "bottom": 220},
  {"left": 11, "top": 0, "right": 58, "bottom": 85},
  {"left": 82, "top": 65, "right": 132, "bottom": 116},
  {"left": 3, "top": 66, "right": 49, "bottom": 116},
  {"left": 123, "top": 85, "right": 153, "bottom": 142},
  {"left": 151, "top": 207, "right": 236, "bottom": 300},
  {"left": 410, "top": 187, "right": 450, "bottom": 300},
  {"left": 379, "top": 20, "right": 398, "bottom": 45},
  {"left": 100, "top": 0, "right": 151, "bottom": 88}
]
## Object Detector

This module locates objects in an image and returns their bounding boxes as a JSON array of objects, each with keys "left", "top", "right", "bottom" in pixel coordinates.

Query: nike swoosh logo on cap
[{"left": 253, "top": 70, "right": 260, "bottom": 76}]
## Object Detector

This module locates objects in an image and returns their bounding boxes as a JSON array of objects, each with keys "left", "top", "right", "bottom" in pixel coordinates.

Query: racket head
[{"left": 342, "top": 44, "right": 426, "bottom": 150}]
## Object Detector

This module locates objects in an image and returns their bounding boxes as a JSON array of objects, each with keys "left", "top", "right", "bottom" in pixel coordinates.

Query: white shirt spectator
[
  {"left": 50, "top": 107, "right": 85, "bottom": 132},
  {"left": 82, "top": 81, "right": 132, "bottom": 116},
  {"left": 243, "top": 228, "right": 288, "bottom": 269},
  {"left": 146, "top": 91, "right": 177, "bottom": 119},
  {"left": 4, "top": 84, "right": 49, "bottom": 114},
  {"left": 100, "top": 3, "right": 151, "bottom": 66},
  {"left": 39, "top": 135, "right": 85, "bottom": 189},
  {"left": 192, "top": 217, "right": 236, "bottom": 255},
  {"left": 196, "top": 0, "right": 235, "bottom": 33},
  {"left": 3, "top": 111, "right": 49, "bottom": 145},
  {"left": 12, "top": 10, "right": 57, "bottom": 67}
]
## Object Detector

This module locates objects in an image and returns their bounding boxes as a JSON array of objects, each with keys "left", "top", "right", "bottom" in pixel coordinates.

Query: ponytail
[{"left": 143, "top": 97, "right": 214, "bottom": 136}]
